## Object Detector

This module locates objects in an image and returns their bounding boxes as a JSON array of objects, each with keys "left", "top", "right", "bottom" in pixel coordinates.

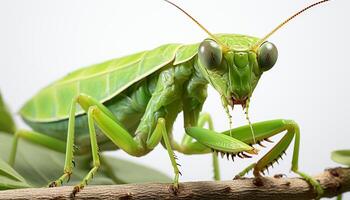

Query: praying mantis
[{"left": 0, "top": 0, "right": 334, "bottom": 198}]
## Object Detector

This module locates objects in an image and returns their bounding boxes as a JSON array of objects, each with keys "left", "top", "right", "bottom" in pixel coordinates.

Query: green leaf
[
  {"left": 0, "top": 133, "right": 170, "bottom": 188},
  {"left": 0, "top": 158, "right": 31, "bottom": 190},
  {"left": 331, "top": 150, "right": 350, "bottom": 166},
  {"left": 0, "top": 92, "right": 16, "bottom": 134}
]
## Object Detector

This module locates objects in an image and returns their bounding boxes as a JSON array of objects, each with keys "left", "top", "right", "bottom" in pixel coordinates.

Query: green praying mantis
[{"left": 0, "top": 0, "right": 333, "bottom": 198}]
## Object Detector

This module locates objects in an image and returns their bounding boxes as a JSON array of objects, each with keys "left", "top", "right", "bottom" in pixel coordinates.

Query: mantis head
[{"left": 197, "top": 36, "right": 277, "bottom": 109}]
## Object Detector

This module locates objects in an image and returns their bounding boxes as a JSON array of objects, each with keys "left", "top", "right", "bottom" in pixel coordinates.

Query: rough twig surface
[{"left": 0, "top": 167, "right": 349, "bottom": 200}]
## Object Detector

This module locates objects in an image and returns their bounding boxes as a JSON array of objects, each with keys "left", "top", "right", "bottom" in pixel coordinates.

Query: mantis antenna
[
  {"left": 252, "top": 0, "right": 331, "bottom": 51},
  {"left": 163, "top": 0, "right": 230, "bottom": 52}
]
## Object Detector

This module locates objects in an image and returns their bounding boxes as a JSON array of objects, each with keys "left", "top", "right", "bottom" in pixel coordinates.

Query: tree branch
[{"left": 0, "top": 167, "right": 349, "bottom": 200}]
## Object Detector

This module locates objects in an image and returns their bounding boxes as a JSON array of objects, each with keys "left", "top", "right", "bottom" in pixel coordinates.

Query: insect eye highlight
[
  {"left": 198, "top": 39, "right": 223, "bottom": 70},
  {"left": 257, "top": 41, "right": 278, "bottom": 71}
]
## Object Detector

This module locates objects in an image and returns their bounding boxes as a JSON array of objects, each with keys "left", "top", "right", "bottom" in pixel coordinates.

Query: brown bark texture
[{"left": 0, "top": 167, "right": 349, "bottom": 200}]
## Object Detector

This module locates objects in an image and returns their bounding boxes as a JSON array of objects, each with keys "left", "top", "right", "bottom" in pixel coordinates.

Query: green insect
[{"left": 5, "top": 0, "right": 330, "bottom": 198}]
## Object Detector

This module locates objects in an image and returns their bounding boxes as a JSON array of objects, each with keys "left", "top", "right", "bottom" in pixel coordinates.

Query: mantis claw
[
  {"left": 252, "top": 176, "right": 264, "bottom": 187},
  {"left": 48, "top": 171, "right": 72, "bottom": 187},
  {"left": 71, "top": 185, "right": 82, "bottom": 199},
  {"left": 48, "top": 181, "right": 57, "bottom": 188},
  {"left": 170, "top": 183, "right": 180, "bottom": 195}
]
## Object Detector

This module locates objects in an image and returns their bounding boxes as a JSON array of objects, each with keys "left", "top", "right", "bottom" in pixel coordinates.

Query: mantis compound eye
[
  {"left": 257, "top": 41, "right": 278, "bottom": 71},
  {"left": 198, "top": 39, "right": 223, "bottom": 70}
]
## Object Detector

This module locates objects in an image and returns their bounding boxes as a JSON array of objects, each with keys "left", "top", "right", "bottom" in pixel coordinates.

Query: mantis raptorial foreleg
[{"left": 188, "top": 119, "right": 324, "bottom": 198}]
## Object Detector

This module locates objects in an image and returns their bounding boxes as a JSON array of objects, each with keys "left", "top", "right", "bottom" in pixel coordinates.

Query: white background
[{"left": 0, "top": 1, "right": 349, "bottom": 199}]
